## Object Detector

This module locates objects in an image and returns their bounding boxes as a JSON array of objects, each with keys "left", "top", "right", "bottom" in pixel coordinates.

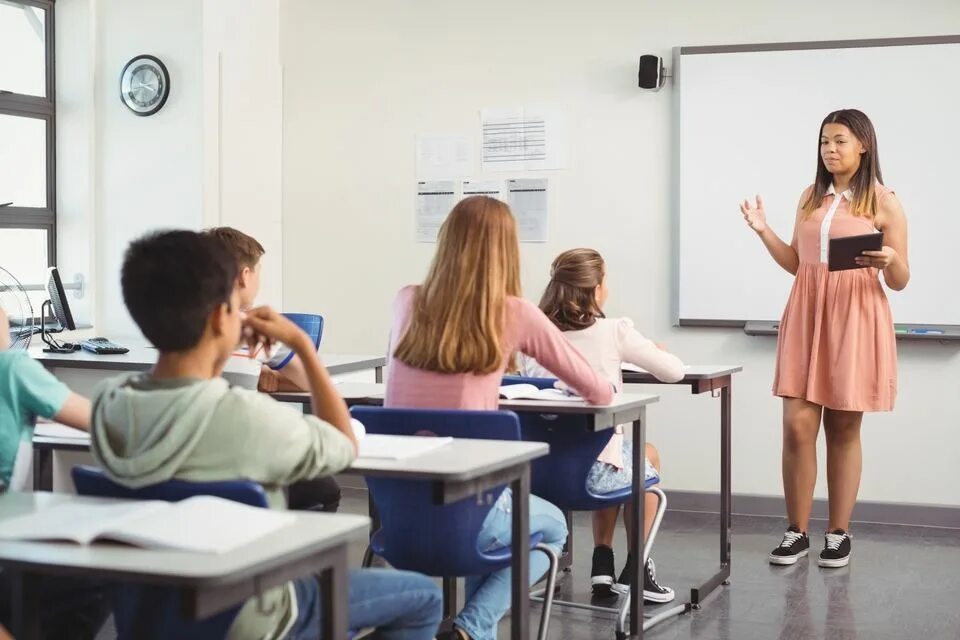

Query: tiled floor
[
  {"left": 94, "top": 490, "right": 960, "bottom": 639},
  {"left": 337, "top": 491, "right": 960, "bottom": 640}
]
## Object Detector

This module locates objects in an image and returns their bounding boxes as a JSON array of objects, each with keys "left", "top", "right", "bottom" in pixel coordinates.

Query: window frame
[{"left": 0, "top": 0, "right": 57, "bottom": 273}]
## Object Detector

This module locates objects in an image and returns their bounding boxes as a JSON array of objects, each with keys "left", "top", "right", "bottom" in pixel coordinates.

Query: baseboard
[
  {"left": 665, "top": 490, "right": 960, "bottom": 529},
  {"left": 336, "top": 475, "right": 959, "bottom": 529}
]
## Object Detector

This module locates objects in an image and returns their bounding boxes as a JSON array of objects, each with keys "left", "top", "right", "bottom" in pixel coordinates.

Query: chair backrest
[
  {"left": 282, "top": 312, "right": 324, "bottom": 350},
  {"left": 350, "top": 406, "right": 523, "bottom": 576},
  {"left": 502, "top": 375, "right": 631, "bottom": 510},
  {"left": 71, "top": 466, "right": 268, "bottom": 640},
  {"left": 72, "top": 467, "right": 270, "bottom": 507}
]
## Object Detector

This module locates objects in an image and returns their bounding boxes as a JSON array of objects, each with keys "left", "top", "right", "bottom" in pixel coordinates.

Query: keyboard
[{"left": 80, "top": 337, "right": 130, "bottom": 355}]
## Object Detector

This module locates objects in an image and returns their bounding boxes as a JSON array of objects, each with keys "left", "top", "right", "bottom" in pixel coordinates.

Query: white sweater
[{"left": 519, "top": 317, "right": 684, "bottom": 468}]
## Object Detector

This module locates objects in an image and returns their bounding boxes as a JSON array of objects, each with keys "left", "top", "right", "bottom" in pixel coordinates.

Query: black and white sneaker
[
  {"left": 769, "top": 525, "right": 810, "bottom": 565},
  {"left": 611, "top": 555, "right": 675, "bottom": 603},
  {"left": 590, "top": 545, "right": 617, "bottom": 598},
  {"left": 818, "top": 529, "right": 852, "bottom": 568}
]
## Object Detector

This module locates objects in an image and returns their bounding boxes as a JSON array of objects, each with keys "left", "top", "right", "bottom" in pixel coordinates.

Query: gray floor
[
  {"left": 336, "top": 490, "right": 960, "bottom": 640},
  {"left": 94, "top": 490, "right": 960, "bottom": 640}
]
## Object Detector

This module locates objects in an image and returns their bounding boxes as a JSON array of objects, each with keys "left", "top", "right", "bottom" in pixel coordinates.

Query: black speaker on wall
[{"left": 638, "top": 54, "right": 666, "bottom": 91}]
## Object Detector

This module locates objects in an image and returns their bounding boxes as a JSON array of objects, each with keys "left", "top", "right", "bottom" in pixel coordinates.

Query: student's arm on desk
[
  {"left": 514, "top": 299, "right": 613, "bottom": 404},
  {"left": 617, "top": 318, "right": 684, "bottom": 383},
  {"left": 53, "top": 393, "right": 92, "bottom": 431},
  {"left": 14, "top": 354, "right": 91, "bottom": 430},
  {"left": 258, "top": 360, "right": 309, "bottom": 393},
  {"left": 223, "top": 390, "right": 357, "bottom": 484}
]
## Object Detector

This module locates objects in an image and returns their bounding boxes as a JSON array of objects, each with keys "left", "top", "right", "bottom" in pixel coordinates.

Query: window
[{"left": 0, "top": 0, "right": 56, "bottom": 319}]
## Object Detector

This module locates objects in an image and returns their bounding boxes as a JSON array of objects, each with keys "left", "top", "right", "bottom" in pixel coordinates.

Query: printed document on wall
[
  {"left": 507, "top": 178, "right": 548, "bottom": 242},
  {"left": 480, "top": 105, "right": 567, "bottom": 172},
  {"left": 416, "top": 181, "right": 458, "bottom": 242},
  {"left": 415, "top": 134, "right": 474, "bottom": 179},
  {"left": 461, "top": 179, "right": 503, "bottom": 201}
]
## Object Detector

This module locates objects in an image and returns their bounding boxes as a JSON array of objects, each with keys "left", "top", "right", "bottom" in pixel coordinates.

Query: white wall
[
  {"left": 202, "top": 0, "right": 283, "bottom": 308},
  {"left": 56, "top": 0, "right": 282, "bottom": 335},
  {"left": 280, "top": 0, "right": 960, "bottom": 507},
  {"left": 92, "top": 0, "right": 204, "bottom": 337}
]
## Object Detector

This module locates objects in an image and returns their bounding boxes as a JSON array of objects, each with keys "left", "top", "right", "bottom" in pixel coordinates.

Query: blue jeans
[
  {"left": 455, "top": 489, "right": 568, "bottom": 640},
  {"left": 287, "top": 568, "right": 441, "bottom": 640}
]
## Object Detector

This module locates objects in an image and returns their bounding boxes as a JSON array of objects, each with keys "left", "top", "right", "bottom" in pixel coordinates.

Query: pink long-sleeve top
[{"left": 385, "top": 285, "right": 613, "bottom": 410}]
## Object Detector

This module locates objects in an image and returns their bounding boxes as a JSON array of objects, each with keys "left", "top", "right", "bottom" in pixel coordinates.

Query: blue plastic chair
[
  {"left": 276, "top": 312, "right": 325, "bottom": 368},
  {"left": 283, "top": 313, "right": 324, "bottom": 348},
  {"left": 501, "top": 376, "right": 669, "bottom": 636},
  {"left": 350, "top": 406, "right": 559, "bottom": 640},
  {"left": 71, "top": 466, "right": 268, "bottom": 640}
]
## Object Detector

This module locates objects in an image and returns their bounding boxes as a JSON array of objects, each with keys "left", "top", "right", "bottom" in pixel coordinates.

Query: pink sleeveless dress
[{"left": 773, "top": 184, "right": 898, "bottom": 412}]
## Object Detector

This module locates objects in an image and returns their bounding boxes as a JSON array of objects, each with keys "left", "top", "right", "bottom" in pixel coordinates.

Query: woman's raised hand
[{"left": 740, "top": 195, "right": 767, "bottom": 234}]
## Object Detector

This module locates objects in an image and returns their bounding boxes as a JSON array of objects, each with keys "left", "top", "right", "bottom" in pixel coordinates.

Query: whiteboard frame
[{"left": 671, "top": 35, "right": 960, "bottom": 329}]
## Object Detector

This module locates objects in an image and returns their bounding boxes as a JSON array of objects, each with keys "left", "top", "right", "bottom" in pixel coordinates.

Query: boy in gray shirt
[{"left": 91, "top": 230, "right": 441, "bottom": 639}]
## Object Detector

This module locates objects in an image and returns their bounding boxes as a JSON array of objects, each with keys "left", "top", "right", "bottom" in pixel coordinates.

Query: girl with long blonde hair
[{"left": 387, "top": 196, "right": 612, "bottom": 640}]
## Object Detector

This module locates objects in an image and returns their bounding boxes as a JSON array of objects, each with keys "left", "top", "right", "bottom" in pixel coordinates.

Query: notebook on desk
[{"left": 0, "top": 496, "right": 295, "bottom": 553}]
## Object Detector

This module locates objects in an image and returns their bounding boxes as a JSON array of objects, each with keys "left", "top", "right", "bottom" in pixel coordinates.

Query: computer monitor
[
  {"left": 46, "top": 267, "right": 76, "bottom": 331},
  {"left": 40, "top": 267, "right": 78, "bottom": 353}
]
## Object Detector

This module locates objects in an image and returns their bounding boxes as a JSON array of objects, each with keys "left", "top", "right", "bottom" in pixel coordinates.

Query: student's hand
[
  {"left": 241, "top": 306, "right": 311, "bottom": 355},
  {"left": 856, "top": 246, "right": 898, "bottom": 269},
  {"left": 740, "top": 195, "right": 767, "bottom": 234},
  {"left": 257, "top": 366, "right": 281, "bottom": 393}
]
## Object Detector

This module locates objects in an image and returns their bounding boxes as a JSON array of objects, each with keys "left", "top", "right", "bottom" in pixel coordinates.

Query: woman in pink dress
[{"left": 739, "top": 109, "right": 910, "bottom": 568}]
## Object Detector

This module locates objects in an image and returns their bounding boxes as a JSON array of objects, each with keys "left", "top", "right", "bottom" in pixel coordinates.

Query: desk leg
[
  {"left": 690, "top": 382, "right": 733, "bottom": 606},
  {"left": 721, "top": 384, "right": 732, "bottom": 569},
  {"left": 32, "top": 447, "right": 52, "bottom": 492},
  {"left": 559, "top": 510, "right": 574, "bottom": 572},
  {"left": 320, "top": 546, "right": 349, "bottom": 640},
  {"left": 629, "top": 409, "right": 647, "bottom": 638},
  {"left": 9, "top": 571, "right": 41, "bottom": 640},
  {"left": 510, "top": 467, "right": 531, "bottom": 640},
  {"left": 375, "top": 366, "right": 383, "bottom": 384}
]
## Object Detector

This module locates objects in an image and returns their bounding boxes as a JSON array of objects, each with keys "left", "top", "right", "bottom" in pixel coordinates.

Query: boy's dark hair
[
  {"left": 203, "top": 226, "right": 265, "bottom": 270},
  {"left": 121, "top": 230, "right": 238, "bottom": 352}
]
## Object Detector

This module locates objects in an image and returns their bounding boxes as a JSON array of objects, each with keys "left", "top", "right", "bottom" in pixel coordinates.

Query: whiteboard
[{"left": 674, "top": 37, "right": 960, "bottom": 326}]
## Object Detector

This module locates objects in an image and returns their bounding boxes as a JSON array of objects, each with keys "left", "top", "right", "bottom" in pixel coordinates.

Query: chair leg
[
  {"left": 361, "top": 545, "right": 375, "bottom": 569},
  {"left": 642, "top": 487, "right": 667, "bottom": 564},
  {"left": 617, "top": 487, "right": 668, "bottom": 638},
  {"left": 533, "top": 542, "right": 559, "bottom": 640}
]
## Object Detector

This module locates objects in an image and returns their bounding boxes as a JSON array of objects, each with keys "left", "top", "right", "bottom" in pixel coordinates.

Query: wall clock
[{"left": 120, "top": 55, "right": 170, "bottom": 116}]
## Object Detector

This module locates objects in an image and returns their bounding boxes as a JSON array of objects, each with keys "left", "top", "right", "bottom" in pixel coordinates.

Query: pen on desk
[{"left": 910, "top": 329, "right": 944, "bottom": 335}]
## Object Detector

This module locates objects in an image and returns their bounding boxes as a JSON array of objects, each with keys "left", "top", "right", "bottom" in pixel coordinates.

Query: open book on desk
[
  {"left": 499, "top": 384, "right": 581, "bottom": 402},
  {"left": 0, "top": 496, "right": 295, "bottom": 554}
]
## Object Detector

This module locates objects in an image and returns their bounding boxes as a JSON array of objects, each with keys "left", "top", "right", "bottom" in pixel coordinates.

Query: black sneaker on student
[
  {"left": 590, "top": 545, "right": 617, "bottom": 598},
  {"left": 769, "top": 525, "right": 810, "bottom": 565},
  {"left": 818, "top": 529, "right": 852, "bottom": 568},
  {"left": 611, "top": 555, "right": 675, "bottom": 603}
]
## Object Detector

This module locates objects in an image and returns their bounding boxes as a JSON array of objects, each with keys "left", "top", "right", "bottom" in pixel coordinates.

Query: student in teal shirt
[
  {"left": 0, "top": 307, "right": 91, "bottom": 489},
  {"left": 0, "top": 308, "right": 109, "bottom": 639}
]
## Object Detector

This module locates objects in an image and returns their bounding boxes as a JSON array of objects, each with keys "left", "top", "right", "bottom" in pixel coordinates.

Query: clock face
[{"left": 120, "top": 55, "right": 170, "bottom": 116}]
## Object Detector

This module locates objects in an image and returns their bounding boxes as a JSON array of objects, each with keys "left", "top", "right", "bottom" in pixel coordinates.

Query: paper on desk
[
  {"left": 34, "top": 423, "right": 90, "bottom": 439},
  {"left": 358, "top": 434, "right": 453, "bottom": 460}
]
